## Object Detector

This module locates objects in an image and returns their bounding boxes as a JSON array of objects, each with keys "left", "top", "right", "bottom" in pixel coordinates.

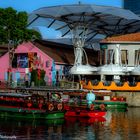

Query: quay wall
[{"left": 112, "top": 92, "right": 140, "bottom": 107}]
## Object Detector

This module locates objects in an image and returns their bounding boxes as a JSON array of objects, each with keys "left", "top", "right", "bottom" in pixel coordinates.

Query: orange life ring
[
  {"left": 48, "top": 103, "right": 54, "bottom": 111},
  {"left": 57, "top": 103, "right": 63, "bottom": 111},
  {"left": 90, "top": 104, "right": 94, "bottom": 111},
  {"left": 100, "top": 104, "right": 105, "bottom": 111}
]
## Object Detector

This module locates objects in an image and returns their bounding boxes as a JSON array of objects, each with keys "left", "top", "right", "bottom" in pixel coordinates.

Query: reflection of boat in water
[
  {"left": 0, "top": 117, "right": 65, "bottom": 127},
  {"left": 0, "top": 93, "right": 65, "bottom": 120},
  {"left": 107, "top": 108, "right": 128, "bottom": 112},
  {"left": 65, "top": 108, "right": 106, "bottom": 118},
  {"left": 65, "top": 116, "right": 106, "bottom": 125},
  {"left": 0, "top": 117, "right": 64, "bottom": 140}
]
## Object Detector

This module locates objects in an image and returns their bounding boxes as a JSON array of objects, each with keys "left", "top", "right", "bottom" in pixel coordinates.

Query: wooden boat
[
  {"left": 63, "top": 91, "right": 106, "bottom": 118},
  {"left": 93, "top": 96, "right": 128, "bottom": 109},
  {"left": 93, "top": 100, "right": 128, "bottom": 109},
  {"left": 0, "top": 93, "right": 65, "bottom": 119},
  {"left": 81, "top": 98, "right": 128, "bottom": 109}
]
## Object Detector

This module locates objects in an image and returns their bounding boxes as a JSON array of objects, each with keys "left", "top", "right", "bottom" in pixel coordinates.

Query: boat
[
  {"left": 0, "top": 92, "right": 65, "bottom": 119},
  {"left": 63, "top": 92, "right": 106, "bottom": 118},
  {"left": 93, "top": 94, "right": 128, "bottom": 109},
  {"left": 93, "top": 100, "right": 128, "bottom": 109},
  {"left": 81, "top": 91, "right": 128, "bottom": 109}
]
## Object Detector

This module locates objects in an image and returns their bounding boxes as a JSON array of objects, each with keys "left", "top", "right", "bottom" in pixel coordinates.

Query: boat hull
[
  {"left": 93, "top": 101, "right": 128, "bottom": 109},
  {"left": 0, "top": 105, "right": 65, "bottom": 119},
  {"left": 65, "top": 110, "right": 106, "bottom": 118}
]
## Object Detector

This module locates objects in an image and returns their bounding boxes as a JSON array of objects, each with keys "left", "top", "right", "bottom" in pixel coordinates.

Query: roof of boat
[{"left": 0, "top": 93, "right": 32, "bottom": 97}]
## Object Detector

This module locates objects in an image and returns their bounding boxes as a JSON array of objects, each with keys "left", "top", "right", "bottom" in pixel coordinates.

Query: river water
[{"left": 0, "top": 108, "right": 140, "bottom": 140}]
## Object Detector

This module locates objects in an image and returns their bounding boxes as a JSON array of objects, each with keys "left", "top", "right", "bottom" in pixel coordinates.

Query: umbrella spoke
[{"left": 48, "top": 19, "right": 56, "bottom": 28}]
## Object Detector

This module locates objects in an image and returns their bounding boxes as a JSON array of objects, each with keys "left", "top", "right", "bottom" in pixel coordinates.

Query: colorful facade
[{"left": 0, "top": 41, "right": 73, "bottom": 86}]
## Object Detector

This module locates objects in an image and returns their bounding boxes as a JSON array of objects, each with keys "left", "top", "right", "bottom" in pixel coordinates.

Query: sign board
[
  {"left": 25, "top": 68, "right": 29, "bottom": 74},
  {"left": 104, "top": 96, "right": 110, "bottom": 101},
  {"left": 101, "top": 44, "right": 108, "bottom": 49}
]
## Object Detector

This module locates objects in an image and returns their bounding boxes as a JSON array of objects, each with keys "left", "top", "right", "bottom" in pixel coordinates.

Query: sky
[
  {"left": 0, "top": 0, "right": 123, "bottom": 39},
  {"left": 0, "top": 0, "right": 122, "bottom": 13}
]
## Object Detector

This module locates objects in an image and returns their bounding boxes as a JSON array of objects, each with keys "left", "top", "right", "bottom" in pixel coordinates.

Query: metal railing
[{"left": 0, "top": 79, "right": 80, "bottom": 90}]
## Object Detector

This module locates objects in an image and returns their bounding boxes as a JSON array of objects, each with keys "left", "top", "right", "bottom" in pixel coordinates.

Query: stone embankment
[{"left": 113, "top": 92, "right": 140, "bottom": 107}]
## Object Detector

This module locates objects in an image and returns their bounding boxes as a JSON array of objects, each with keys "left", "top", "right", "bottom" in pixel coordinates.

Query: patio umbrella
[{"left": 28, "top": 4, "right": 140, "bottom": 75}]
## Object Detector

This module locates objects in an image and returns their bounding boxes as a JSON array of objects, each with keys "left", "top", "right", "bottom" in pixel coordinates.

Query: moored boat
[
  {"left": 63, "top": 91, "right": 107, "bottom": 118},
  {"left": 93, "top": 95, "right": 128, "bottom": 109},
  {"left": 0, "top": 93, "right": 65, "bottom": 119},
  {"left": 93, "top": 100, "right": 128, "bottom": 109}
]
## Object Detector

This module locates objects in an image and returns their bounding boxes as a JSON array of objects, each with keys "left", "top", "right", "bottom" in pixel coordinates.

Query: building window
[
  {"left": 121, "top": 50, "right": 128, "bottom": 65},
  {"left": 135, "top": 50, "right": 140, "bottom": 65},
  {"left": 108, "top": 49, "right": 114, "bottom": 64},
  {"left": 46, "top": 61, "right": 50, "bottom": 68},
  {"left": 17, "top": 53, "right": 28, "bottom": 68},
  {"left": 12, "top": 54, "right": 17, "bottom": 68}
]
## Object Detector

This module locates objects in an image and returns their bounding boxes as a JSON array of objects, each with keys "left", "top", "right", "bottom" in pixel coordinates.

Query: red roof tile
[
  {"left": 101, "top": 32, "right": 140, "bottom": 42},
  {"left": 34, "top": 40, "right": 99, "bottom": 66}
]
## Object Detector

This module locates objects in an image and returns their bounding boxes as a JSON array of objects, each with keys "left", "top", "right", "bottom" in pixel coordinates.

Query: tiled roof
[
  {"left": 101, "top": 32, "right": 140, "bottom": 42},
  {"left": 34, "top": 40, "right": 99, "bottom": 66}
]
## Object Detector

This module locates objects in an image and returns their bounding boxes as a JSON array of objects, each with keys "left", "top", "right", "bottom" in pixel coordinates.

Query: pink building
[
  {"left": 0, "top": 40, "right": 99, "bottom": 86},
  {"left": 0, "top": 40, "right": 73, "bottom": 86}
]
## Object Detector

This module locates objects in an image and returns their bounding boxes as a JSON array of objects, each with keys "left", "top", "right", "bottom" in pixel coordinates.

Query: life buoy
[
  {"left": 57, "top": 103, "right": 63, "bottom": 111},
  {"left": 90, "top": 104, "right": 94, "bottom": 111},
  {"left": 48, "top": 103, "right": 54, "bottom": 111},
  {"left": 100, "top": 104, "right": 105, "bottom": 111},
  {"left": 38, "top": 103, "right": 43, "bottom": 109},
  {"left": 27, "top": 102, "right": 32, "bottom": 108}
]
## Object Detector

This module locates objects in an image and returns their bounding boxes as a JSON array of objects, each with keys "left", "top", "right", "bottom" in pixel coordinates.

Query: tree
[{"left": 0, "top": 7, "right": 41, "bottom": 85}]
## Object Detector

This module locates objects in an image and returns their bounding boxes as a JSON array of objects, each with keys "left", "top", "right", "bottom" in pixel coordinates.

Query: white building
[{"left": 99, "top": 32, "right": 140, "bottom": 83}]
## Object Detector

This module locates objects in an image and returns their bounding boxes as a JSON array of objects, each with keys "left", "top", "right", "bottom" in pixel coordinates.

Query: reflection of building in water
[
  {"left": 105, "top": 111, "right": 112, "bottom": 126},
  {"left": 47, "top": 126, "right": 62, "bottom": 140}
]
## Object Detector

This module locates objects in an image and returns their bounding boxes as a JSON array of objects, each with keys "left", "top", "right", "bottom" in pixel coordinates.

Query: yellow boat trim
[{"left": 80, "top": 81, "right": 140, "bottom": 91}]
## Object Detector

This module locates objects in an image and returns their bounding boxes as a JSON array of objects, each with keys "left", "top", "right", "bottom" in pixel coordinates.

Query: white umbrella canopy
[
  {"left": 28, "top": 4, "right": 140, "bottom": 75},
  {"left": 28, "top": 4, "right": 140, "bottom": 41}
]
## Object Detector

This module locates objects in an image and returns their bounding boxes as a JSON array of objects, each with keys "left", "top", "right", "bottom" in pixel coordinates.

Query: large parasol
[{"left": 28, "top": 4, "right": 140, "bottom": 75}]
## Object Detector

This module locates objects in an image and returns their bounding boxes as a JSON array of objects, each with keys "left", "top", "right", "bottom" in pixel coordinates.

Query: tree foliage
[{"left": 0, "top": 7, "right": 41, "bottom": 46}]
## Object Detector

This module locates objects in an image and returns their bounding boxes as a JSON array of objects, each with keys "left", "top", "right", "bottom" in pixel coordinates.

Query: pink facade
[
  {"left": 0, "top": 52, "right": 9, "bottom": 80},
  {"left": 0, "top": 42, "right": 54, "bottom": 83}
]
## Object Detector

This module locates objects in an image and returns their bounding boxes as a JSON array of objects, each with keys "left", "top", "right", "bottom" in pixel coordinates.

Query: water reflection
[
  {"left": 0, "top": 108, "right": 140, "bottom": 140},
  {"left": 0, "top": 118, "right": 64, "bottom": 140}
]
